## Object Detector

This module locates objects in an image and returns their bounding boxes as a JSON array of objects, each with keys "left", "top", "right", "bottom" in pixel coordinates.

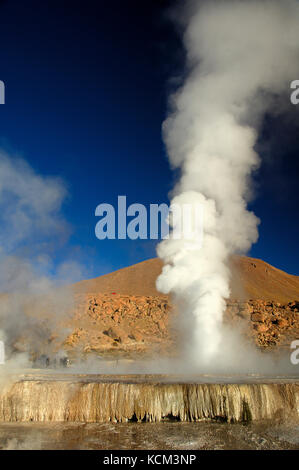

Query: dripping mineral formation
[{"left": 0, "top": 374, "right": 298, "bottom": 424}]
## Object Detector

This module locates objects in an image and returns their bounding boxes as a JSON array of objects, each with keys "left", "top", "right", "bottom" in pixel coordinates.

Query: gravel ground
[{"left": 0, "top": 421, "right": 298, "bottom": 450}]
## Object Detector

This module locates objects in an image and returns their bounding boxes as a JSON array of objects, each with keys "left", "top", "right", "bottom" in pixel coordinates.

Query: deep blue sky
[{"left": 0, "top": 0, "right": 298, "bottom": 278}]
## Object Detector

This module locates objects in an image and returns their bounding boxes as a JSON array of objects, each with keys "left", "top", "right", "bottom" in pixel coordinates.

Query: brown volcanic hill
[
  {"left": 73, "top": 256, "right": 299, "bottom": 304},
  {"left": 230, "top": 256, "right": 299, "bottom": 303},
  {"left": 73, "top": 258, "right": 164, "bottom": 297}
]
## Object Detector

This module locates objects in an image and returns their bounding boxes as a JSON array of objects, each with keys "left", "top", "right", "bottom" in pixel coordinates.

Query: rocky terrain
[
  {"left": 59, "top": 255, "right": 299, "bottom": 358},
  {"left": 226, "top": 299, "right": 299, "bottom": 350},
  {"left": 64, "top": 294, "right": 171, "bottom": 358},
  {"left": 61, "top": 257, "right": 299, "bottom": 356},
  {"left": 1, "top": 255, "right": 299, "bottom": 360},
  {"left": 1, "top": 421, "right": 298, "bottom": 450},
  {"left": 61, "top": 294, "right": 299, "bottom": 359}
]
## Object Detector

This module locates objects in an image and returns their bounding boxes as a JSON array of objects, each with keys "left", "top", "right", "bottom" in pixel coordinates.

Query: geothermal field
[
  {"left": 1, "top": 0, "right": 299, "bottom": 455},
  {"left": 0, "top": 255, "right": 298, "bottom": 449}
]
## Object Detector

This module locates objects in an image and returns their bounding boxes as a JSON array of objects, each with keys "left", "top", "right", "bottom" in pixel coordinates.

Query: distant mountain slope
[
  {"left": 73, "top": 256, "right": 299, "bottom": 303},
  {"left": 229, "top": 256, "right": 299, "bottom": 302}
]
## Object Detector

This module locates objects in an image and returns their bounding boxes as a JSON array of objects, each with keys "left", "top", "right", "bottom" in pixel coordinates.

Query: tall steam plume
[{"left": 157, "top": 0, "right": 299, "bottom": 367}]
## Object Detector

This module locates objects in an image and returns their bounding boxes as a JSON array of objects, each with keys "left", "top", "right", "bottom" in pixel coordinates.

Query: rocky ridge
[{"left": 63, "top": 294, "right": 299, "bottom": 358}]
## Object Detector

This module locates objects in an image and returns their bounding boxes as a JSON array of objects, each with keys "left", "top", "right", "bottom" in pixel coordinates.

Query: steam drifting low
[
  {"left": 0, "top": 151, "right": 85, "bottom": 367},
  {"left": 157, "top": 0, "right": 299, "bottom": 367}
]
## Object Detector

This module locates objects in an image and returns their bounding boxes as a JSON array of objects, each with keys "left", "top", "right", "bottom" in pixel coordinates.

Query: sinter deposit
[{"left": 0, "top": 374, "right": 298, "bottom": 424}]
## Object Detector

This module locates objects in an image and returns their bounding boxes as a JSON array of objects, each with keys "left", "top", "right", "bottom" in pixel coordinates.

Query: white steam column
[{"left": 157, "top": 0, "right": 299, "bottom": 368}]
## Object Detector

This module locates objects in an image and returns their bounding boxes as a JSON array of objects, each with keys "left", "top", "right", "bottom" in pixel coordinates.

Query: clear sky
[{"left": 0, "top": 0, "right": 298, "bottom": 279}]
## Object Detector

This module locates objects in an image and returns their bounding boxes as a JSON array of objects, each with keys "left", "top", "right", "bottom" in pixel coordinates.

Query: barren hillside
[
  {"left": 73, "top": 256, "right": 299, "bottom": 304},
  {"left": 3, "top": 256, "right": 298, "bottom": 360}
]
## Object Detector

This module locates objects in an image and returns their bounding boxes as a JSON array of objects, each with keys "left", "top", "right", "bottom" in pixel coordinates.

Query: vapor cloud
[
  {"left": 0, "top": 150, "right": 83, "bottom": 365},
  {"left": 157, "top": 0, "right": 299, "bottom": 369},
  {"left": 0, "top": 151, "right": 69, "bottom": 254}
]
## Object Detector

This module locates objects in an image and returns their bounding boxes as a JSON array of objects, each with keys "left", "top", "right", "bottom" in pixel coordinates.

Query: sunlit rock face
[
  {"left": 0, "top": 375, "right": 298, "bottom": 424},
  {"left": 66, "top": 296, "right": 299, "bottom": 357}
]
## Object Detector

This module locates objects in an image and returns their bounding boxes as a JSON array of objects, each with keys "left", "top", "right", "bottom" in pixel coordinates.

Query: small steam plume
[
  {"left": 157, "top": 0, "right": 299, "bottom": 368},
  {"left": 0, "top": 150, "right": 85, "bottom": 369}
]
